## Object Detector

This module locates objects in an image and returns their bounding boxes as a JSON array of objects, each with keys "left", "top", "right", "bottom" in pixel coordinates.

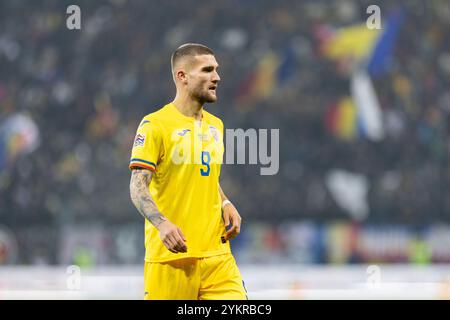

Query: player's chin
[
  {"left": 196, "top": 91, "right": 217, "bottom": 104},
  {"left": 204, "top": 91, "right": 218, "bottom": 103}
]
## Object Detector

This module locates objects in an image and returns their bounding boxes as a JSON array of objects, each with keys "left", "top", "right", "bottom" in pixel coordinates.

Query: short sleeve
[{"left": 129, "top": 118, "right": 162, "bottom": 171}]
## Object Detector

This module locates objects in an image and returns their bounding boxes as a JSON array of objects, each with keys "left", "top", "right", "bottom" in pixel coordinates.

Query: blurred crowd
[{"left": 1, "top": 0, "right": 450, "bottom": 264}]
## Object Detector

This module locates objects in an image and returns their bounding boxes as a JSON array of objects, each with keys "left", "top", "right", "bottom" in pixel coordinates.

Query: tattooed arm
[
  {"left": 130, "top": 169, "right": 165, "bottom": 227},
  {"left": 130, "top": 168, "right": 187, "bottom": 253}
]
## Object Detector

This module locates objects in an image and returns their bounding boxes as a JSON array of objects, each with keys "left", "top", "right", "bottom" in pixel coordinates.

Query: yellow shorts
[{"left": 144, "top": 253, "right": 247, "bottom": 300}]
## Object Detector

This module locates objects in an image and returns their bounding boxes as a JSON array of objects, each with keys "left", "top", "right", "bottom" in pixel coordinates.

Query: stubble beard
[{"left": 192, "top": 86, "right": 217, "bottom": 104}]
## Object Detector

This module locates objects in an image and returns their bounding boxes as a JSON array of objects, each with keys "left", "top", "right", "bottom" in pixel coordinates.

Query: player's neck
[{"left": 172, "top": 95, "right": 203, "bottom": 121}]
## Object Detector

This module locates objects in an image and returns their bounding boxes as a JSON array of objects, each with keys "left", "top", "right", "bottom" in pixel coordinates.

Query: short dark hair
[{"left": 171, "top": 43, "right": 214, "bottom": 72}]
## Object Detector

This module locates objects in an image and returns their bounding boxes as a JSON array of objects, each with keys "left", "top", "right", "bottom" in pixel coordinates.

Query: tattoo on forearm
[{"left": 130, "top": 169, "right": 166, "bottom": 227}]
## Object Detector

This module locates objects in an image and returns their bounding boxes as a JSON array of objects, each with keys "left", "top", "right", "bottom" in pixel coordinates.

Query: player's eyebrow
[{"left": 201, "top": 65, "right": 219, "bottom": 72}]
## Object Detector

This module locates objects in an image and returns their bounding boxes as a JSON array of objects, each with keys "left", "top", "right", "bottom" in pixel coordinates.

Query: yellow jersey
[{"left": 129, "top": 103, "right": 230, "bottom": 262}]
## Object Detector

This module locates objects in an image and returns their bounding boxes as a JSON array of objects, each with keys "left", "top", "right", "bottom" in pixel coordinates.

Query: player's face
[{"left": 187, "top": 55, "right": 220, "bottom": 104}]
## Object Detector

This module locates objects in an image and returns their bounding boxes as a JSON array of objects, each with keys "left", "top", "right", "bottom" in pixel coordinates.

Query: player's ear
[{"left": 176, "top": 69, "right": 188, "bottom": 85}]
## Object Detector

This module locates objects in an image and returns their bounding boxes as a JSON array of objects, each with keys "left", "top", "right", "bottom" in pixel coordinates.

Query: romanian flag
[
  {"left": 325, "top": 96, "right": 358, "bottom": 141},
  {"left": 321, "top": 9, "right": 405, "bottom": 142},
  {"left": 321, "top": 23, "right": 381, "bottom": 62},
  {"left": 325, "top": 73, "right": 384, "bottom": 142},
  {"left": 318, "top": 9, "right": 405, "bottom": 75},
  {"left": 235, "top": 51, "right": 280, "bottom": 106},
  {"left": 235, "top": 45, "right": 299, "bottom": 107}
]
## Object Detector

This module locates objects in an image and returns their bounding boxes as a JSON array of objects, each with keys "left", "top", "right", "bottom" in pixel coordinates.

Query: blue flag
[{"left": 367, "top": 9, "right": 406, "bottom": 77}]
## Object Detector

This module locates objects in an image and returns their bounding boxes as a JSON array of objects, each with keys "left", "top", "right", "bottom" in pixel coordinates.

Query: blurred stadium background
[{"left": 2, "top": 0, "right": 450, "bottom": 299}]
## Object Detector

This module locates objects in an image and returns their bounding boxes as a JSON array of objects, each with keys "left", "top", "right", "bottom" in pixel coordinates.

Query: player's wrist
[
  {"left": 221, "top": 199, "right": 232, "bottom": 210},
  {"left": 153, "top": 215, "right": 168, "bottom": 230}
]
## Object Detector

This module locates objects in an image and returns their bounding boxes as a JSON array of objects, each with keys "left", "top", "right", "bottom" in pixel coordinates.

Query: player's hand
[
  {"left": 157, "top": 220, "right": 187, "bottom": 253},
  {"left": 222, "top": 203, "right": 242, "bottom": 241}
]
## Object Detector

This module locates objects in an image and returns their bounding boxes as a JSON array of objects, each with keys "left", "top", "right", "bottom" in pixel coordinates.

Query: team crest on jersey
[
  {"left": 209, "top": 126, "right": 219, "bottom": 142},
  {"left": 133, "top": 133, "right": 146, "bottom": 147}
]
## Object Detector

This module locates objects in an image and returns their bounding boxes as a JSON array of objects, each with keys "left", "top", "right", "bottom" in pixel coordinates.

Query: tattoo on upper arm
[{"left": 130, "top": 169, "right": 166, "bottom": 227}]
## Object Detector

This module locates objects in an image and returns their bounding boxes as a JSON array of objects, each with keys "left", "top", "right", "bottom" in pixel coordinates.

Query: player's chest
[
  {"left": 167, "top": 121, "right": 222, "bottom": 147},
  {"left": 163, "top": 121, "right": 223, "bottom": 167}
]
